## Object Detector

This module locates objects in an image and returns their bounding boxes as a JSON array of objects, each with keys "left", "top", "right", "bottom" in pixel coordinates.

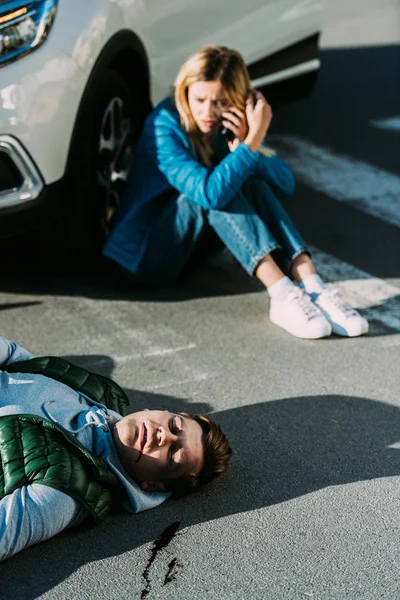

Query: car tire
[{"left": 58, "top": 68, "right": 144, "bottom": 266}]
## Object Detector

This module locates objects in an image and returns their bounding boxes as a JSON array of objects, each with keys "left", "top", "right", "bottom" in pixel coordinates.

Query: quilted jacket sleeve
[
  {"left": 0, "top": 484, "right": 85, "bottom": 561},
  {"left": 0, "top": 337, "right": 34, "bottom": 367},
  {"left": 254, "top": 146, "right": 296, "bottom": 199},
  {"left": 154, "top": 110, "right": 259, "bottom": 210}
]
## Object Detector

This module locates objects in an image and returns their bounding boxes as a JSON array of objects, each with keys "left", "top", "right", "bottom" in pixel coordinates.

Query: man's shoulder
[{"left": 3, "top": 356, "right": 130, "bottom": 416}]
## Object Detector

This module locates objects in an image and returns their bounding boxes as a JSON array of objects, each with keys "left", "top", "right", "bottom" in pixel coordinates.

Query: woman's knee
[
  {"left": 246, "top": 175, "right": 267, "bottom": 188},
  {"left": 244, "top": 175, "right": 274, "bottom": 198}
]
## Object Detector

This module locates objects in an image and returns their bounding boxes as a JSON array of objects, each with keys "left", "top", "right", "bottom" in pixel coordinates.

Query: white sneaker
[
  {"left": 269, "top": 286, "right": 332, "bottom": 339},
  {"left": 310, "top": 288, "right": 369, "bottom": 337}
]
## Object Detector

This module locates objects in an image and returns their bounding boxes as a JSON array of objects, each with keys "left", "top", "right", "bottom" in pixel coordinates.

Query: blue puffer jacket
[{"left": 103, "top": 97, "right": 295, "bottom": 274}]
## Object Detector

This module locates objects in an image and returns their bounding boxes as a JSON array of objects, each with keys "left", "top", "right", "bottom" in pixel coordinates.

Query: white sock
[
  {"left": 300, "top": 274, "right": 326, "bottom": 295},
  {"left": 267, "top": 276, "right": 296, "bottom": 298}
]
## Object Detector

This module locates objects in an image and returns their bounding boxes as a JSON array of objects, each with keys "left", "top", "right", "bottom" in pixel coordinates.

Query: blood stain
[
  {"left": 164, "top": 557, "right": 183, "bottom": 585},
  {"left": 140, "top": 521, "right": 181, "bottom": 599}
]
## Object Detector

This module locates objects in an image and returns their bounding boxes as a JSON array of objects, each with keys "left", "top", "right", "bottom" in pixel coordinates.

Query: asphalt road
[{"left": 1, "top": 1, "right": 399, "bottom": 599}]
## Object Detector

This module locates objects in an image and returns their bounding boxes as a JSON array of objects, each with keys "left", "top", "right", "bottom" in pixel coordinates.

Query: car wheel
[{"left": 60, "top": 68, "right": 145, "bottom": 265}]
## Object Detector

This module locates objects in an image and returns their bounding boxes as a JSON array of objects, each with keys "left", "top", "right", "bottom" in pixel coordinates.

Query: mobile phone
[{"left": 220, "top": 124, "right": 235, "bottom": 142}]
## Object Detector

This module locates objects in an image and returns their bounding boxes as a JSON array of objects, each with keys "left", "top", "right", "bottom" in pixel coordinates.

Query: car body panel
[
  {"left": 135, "top": 0, "right": 324, "bottom": 103},
  {"left": 0, "top": 0, "right": 323, "bottom": 202},
  {"left": 0, "top": 45, "right": 87, "bottom": 183}
]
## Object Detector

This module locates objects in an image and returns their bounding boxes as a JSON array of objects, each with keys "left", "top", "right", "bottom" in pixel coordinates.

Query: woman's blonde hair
[{"left": 174, "top": 45, "right": 251, "bottom": 165}]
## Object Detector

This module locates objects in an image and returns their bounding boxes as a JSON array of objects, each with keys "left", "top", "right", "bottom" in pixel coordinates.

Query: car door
[
  {"left": 136, "top": 0, "right": 274, "bottom": 102},
  {"left": 123, "top": 0, "right": 323, "bottom": 103}
]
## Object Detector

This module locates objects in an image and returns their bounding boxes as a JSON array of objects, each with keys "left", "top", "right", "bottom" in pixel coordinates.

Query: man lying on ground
[{"left": 0, "top": 337, "right": 231, "bottom": 561}]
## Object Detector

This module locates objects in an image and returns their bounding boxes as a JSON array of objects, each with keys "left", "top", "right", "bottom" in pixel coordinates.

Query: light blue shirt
[{"left": 0, "top": 338, "right": 169, "bottom": 561}]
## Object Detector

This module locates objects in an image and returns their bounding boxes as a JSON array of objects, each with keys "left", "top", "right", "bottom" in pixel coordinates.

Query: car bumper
[
  {"left": 0, "top": 135, "right": 44, "bottom": 210},
  {"left": 0, "top": 175, "right": 64, "bottom": 240}
]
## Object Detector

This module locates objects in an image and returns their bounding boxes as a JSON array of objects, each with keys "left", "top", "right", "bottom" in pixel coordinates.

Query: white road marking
[
  {"left": 112, "top": 344, "right": 197, "bottom": 362},
  {"left": 370, "top": 116, "right": 400, "bottom": 132},
  {"left": 148, "top": 371, "right": 215, "bottom": 391},
  {"left": 270, "top": 135, "right": 400, "bottom": 227},
  {"left": 80, "top": 344, "right": 197, "bottom": 368},
  {"left": 310, "top": 246, "right": 400, "bottom": 334}
]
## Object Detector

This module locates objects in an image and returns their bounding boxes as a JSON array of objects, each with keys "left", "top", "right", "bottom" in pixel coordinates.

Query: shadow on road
[
  {"left": 269, "top": 44, "right": 400, "bottom": 282},
  {"left": 1, "top": 354, "right": 399, "bottom": 598},
  {"left": 271, "top": 44, "right": 400, "bottom": 175}
]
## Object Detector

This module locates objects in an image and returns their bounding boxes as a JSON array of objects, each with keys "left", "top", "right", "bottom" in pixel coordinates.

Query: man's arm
[
  {"left": 0, "top": 337, "right": 34, "bottom": 367},
  {"left": 0, "top": 484, "right": 85, "bottom": 561}
]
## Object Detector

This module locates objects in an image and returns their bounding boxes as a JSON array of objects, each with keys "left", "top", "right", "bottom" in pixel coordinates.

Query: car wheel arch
[
  {"left": 69, "top": 29, "right": 151, "bottom": 157},
  {"left": 51, "top": 30, "right": 152, "bottom": 260}
]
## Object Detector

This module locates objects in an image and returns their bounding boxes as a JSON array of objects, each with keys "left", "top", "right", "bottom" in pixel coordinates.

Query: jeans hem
[{"left": 247, "top": 243, "right": 281, "bottom": 276}]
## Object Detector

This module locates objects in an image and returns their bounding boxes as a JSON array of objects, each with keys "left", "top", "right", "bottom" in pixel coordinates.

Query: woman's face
[
  {"left": 112, "top": 409, "right": 204, "bottom": 491},
  {"left": 188, "top": 80, "right": 230, "bottom": 133}
]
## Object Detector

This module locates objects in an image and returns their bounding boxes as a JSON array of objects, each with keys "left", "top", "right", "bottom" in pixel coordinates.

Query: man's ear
[{"left": 140, "top": 481, "right": 166, "bottom": 492}]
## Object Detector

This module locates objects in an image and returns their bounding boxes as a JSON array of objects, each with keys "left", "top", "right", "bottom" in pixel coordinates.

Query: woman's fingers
[
  {"left": 249, "top": 89, "right": 270, "bottom": 112},
  {"left": 227, "top": 106, "right": 246, "bottom": 120},
  {"left": 221, "top": 110, "right": 242, "bottom": 128},
  {"left": 253, "top": 89, "right": 266, "bottom": 101},
  {"left": 221, "top": 119, "right": 239, "bottom": 134},
  {"left": 222, "top": 108, "right": 248, "bottom": 142},
  {"left": 245, "top": 88, "right": 273, "bottom": 142}
]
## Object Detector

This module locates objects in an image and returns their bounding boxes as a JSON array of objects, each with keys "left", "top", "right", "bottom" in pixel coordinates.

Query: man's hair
[{"left": 164, "top": 412, "right": 232, "bottom": 497}]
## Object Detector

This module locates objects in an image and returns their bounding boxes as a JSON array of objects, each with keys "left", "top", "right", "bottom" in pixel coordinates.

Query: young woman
[{"left": 103, "top": 45, "right": 368, "bottom": 340}]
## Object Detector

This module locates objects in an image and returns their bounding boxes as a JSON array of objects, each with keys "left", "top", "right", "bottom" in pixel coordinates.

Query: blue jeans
[{"left": 132, "top": 176, "right": 308, "bottom": 283}]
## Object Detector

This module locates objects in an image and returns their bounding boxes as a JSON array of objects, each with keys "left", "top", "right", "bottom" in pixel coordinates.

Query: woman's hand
[
  {"left": 221, "top": 107, "right": 248, "bottom": 152},
  {"left": 244, "top": 90, "right": 272, "bottom": 153}
]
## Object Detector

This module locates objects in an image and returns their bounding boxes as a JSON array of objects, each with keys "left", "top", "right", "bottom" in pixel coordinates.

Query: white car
[{"left": 0, "top": 0, "right": 323, "bottom": 257}]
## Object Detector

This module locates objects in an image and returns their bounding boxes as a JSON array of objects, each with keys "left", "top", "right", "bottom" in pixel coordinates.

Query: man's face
[
  {"left": 188, "top": 80, "right": 229, "bottom": 133},
  {"left": 113, "top": 410, "right": 204, "bottom": 492}
]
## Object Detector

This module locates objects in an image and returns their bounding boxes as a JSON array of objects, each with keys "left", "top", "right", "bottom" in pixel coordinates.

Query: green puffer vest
[
  {"left": 4, "top": 356, "right": 130, "bottom": 417},
  {"left": 1, "top": 356, "right": 131, "bottom": 525}
]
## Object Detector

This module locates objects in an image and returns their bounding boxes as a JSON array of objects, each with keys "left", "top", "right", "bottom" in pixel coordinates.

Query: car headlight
[{"left": 0, "top": 0, "right": 58, "bottom": 66}]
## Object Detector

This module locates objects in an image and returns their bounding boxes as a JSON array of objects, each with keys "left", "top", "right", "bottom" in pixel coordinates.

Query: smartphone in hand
[{"left": 220, "top": 124, "right": 235, "bottom": 142}]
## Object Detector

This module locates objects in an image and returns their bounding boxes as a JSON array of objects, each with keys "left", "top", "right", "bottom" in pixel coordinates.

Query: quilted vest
[
  {"left": 4, "top": 356, "right": 130, "bottom": 417},
  {"left": 0, "top": 356, "right": 130, "bottom": 524}
]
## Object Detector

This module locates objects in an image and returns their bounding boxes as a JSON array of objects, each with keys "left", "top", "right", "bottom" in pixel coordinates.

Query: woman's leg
[
  {"left": 207, "top": 180, "right": 332, "bottom": 339},
  {"left": 241, "top": 179, "right": 368, "bottom": 337},
  {"left": 132, "top": 192, "right": 207, "bottom": 284},
  {"left": 290, "top": 253, "right": 316, "bottom": 282},
  {"left": 254, "top": 253, "right": 286, "bottom": 288},
  {"left": 218, "top": 177, "right": 367, "bottom": 337},
  {"left": 240, "top": 177, "right": 311, "bottom": 275}
]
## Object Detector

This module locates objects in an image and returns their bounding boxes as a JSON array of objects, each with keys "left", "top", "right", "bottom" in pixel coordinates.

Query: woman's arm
[
  {"left": 255, "top": 146, "right": 296, "bottom": 199},
  {"left": 0, "top": 337, "right": 34, "bottom": 367},
  {"left": 154, "top": 111, "right": 258, "bottom": 210},
  {"left": 221, "top": 92, "right": 295, "bottom": 199},
  {"left": 0, "top": 484, "right": 85, "bottom": 561}
]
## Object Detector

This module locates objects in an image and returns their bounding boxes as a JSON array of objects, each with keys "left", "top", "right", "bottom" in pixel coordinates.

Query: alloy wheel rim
[{"left": 97, "top": 96, "right": 132, "bottom": 234}]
